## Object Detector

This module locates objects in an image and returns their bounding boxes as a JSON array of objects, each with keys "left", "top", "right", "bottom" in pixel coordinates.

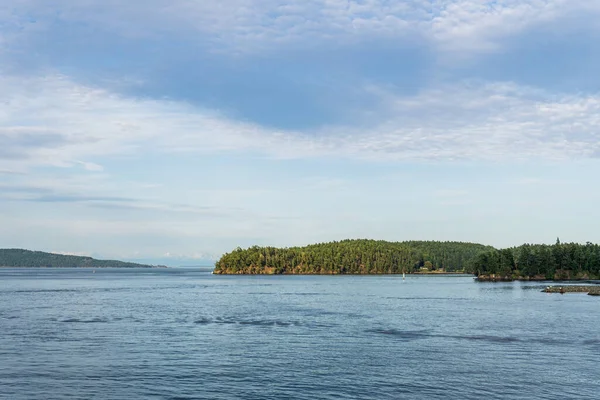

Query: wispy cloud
[
  {"left": 74, "top": 161, "right": 104, "bottom": 172},
  {"left": 432, "top": 0, "right": 564, "bottom": 53},
  {"left": 358, "top": 81, "right": 600, "bottom": 160},
  {"left": 3, "top": 1, "right": 428, "bottom": 50},
  {"left": 0, "top": 181, "right": 240, "bottom": 217},
  {"left": 50, "top": 250, "right": 91, "bottom": 257},
  {"left": 2, "top": 74, "right": 598, "bottom": 169},
  {"left": 4, "top": 0, "right": 596, "bottom": 58},
  {"left": 0, "top": 168, "right": 26, "bottom": 175},
  {"left": 0, "top": 128, "right": 69, "bottom": 160}
]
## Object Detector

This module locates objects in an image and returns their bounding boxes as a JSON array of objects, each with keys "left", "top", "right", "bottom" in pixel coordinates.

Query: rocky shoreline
[
  {"left": 542, "top": 286, "right": 600, "bottom": 296},
  {"left": 475, "top": 274, "right": 599, "bottom": 282}
]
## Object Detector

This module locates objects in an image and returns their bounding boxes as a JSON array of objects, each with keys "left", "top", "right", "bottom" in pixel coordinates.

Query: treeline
[
  {"left": 472, "top": 240, "right": 600, "bottom": 280},
  {"left": 0, "top": 249, "right": 160, "bottom": 268},
  {"left": 214, "top": 239, "right": 494, "bottom": 275}
]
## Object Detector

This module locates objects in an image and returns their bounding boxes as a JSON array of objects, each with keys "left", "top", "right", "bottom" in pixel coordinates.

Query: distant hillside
[
  {"left": 214, "top": 239, "right": 495, "bottom": 275},
  {"left": 0, "top": 249, "right": 164, "bottom": 268}
]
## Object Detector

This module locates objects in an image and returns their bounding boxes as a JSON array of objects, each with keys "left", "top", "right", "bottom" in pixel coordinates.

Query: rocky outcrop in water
[{"left": 542, "top": 286, "right": 600, "bottom": 296}]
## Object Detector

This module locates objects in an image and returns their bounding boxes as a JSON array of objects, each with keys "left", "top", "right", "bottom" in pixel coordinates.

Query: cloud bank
[{"left": 2, "top": 74, "right": 599, "bottom": 174}]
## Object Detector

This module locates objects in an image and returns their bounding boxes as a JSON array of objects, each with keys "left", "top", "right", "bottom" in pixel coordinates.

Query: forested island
[
  {"left": 0, "top": 249, "right": 164, "bottom": 269},
  {"left": 472, "top": 240, "right": 600, "bottom": 281},
  {"left": 214, "top": 238, "right": 600, "bottom": 280},
  {"left": 213, "top": 239, "right": 494, "bottom": 275}
]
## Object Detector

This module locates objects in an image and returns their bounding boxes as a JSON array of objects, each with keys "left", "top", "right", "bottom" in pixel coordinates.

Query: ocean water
[{"left": 0, "top": 268, "right": 599, "bottom": 400}]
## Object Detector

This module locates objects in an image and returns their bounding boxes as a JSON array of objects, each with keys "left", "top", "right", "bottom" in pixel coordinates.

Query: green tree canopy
[
  {"left": 214, "top": 239, "right": 494, "bottom": 275},
  {"left": 471, "top": 241, "right": 600, "bottom": 280}
]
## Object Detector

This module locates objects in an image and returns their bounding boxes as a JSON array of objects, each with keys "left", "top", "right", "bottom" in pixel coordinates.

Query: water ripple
[
  {"left": 1, "top": 270, "right": 599, "bottom": 400},
  {"left": 60, "top": 317, "right": 110, "bottom": 323}
]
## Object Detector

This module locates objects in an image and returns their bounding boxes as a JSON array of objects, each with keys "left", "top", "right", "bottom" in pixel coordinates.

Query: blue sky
[{"left": 1, "top": 1, "right": 599, "bottom": 265}]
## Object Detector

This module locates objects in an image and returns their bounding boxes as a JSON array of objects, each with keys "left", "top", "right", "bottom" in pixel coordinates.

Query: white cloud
[
  {"left": 3, "top": 0, "right": 597, "bottom": 56},
  {"left": 357, "top": 81, "right": 600, "bottom": 160},
  {"left": 0, "top": 168, "right": 25, "bottom": 175},
  {"left": 51, "top": 250, "right": 91, "bottom": 257},
  {"left": 431, "top": 0, "right": 566, "bottom": 52},
  {"left": 2, "top": 74, "right": 600, "bottom": 171},
  {"left": 161, "top": 251, "right": 215, "bottom": 260},
  {"left": 74, "top": 161, "right": 104, "bottom": 172},
  {"left": 3, "top": 0, "right": 428, "bottom": 51}
]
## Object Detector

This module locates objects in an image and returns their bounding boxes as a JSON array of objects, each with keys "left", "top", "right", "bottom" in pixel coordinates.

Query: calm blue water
[{"left": 1, "top": 268, "right": 599, "bottom": 399}]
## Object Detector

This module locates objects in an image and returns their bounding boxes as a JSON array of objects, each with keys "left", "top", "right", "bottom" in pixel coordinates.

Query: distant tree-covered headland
[
  {"left": 213, "top": 239, "right": 495, "bottom": 275},
  {"left": 472, "top": 239, "right": 600, "bottom": 281},
  {"left": 0, "top": 249, "right": 164, "bottom": 268}
]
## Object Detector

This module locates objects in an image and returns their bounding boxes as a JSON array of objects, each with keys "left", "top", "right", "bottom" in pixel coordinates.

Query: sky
[{"left": 1, "top": 1, "right": 599, "bottom": 266}]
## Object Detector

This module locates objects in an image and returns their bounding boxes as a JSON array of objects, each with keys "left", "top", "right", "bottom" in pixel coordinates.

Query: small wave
[
  {"left": 239, "top": 320, "right": 278, "bottom": 326},
  {"left": 60, "top": 317, "right": 109, "bottom": 323},
  {"left": 214, "top": 317, "right": 237, "bottom": 324},
  {"left": 535, "top": 338, "right": 570, "bottom": 345},
  {"left": 366, "top": 329, "right": 432, "bottom": 340},
  {"left": 583, "top": 339, "right": 600, "bottom": 345},
  {"left": 194, "top": 317, "right": 308, "bottom": 327},
  {"left": 383, "top": 297, "right": 471, "bottom": 301},
  {"left": 463, "top": 335, "right": 520, "bottom": 343},
  {"left": 287, "top": 292, "right": 322, "bottom": 296},
  {"left": 14, "top": 289, "right": 80, "bottom": 293},
  {"left": 367, "top": 329, "right": 522, "bottom": 344}
]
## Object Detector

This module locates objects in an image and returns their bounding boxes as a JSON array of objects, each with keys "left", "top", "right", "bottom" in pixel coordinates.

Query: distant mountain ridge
[{"left": 0, "top": 249, "right": 164, "bottom": 268}]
